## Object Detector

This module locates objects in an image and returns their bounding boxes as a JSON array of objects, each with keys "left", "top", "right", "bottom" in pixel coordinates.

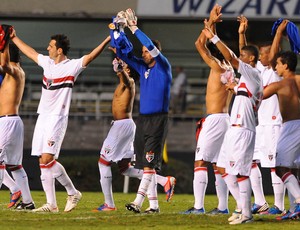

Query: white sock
[
  {"left": 156, "top": 174, "right": 167, "bottom": 187},
  {"left": 0, "top": 165, "right": 4, "bottom": 188},
  {"left": 122, "top": 166, "right": 143, "bottom": 179},
  {"left": 282, "top": 173, "right": 300, "bottom": 203},
  {"left": 193, "top": 167, "right": 207, "bottom": 209},
  {"left": 250, "top": 163, "right": 266, "bottom": 205},
  {"left": 3, "top": 170, "right": 19, "bottom": 193},
  {"left": 238, "top": 177, "right": 252, "bottom": 218},
  {"left": 99, "top": 162, "right": 114, "bottom": 207},
  {"left": 214, "top": 170, "right": 228, "bottom": 211},
  {"left": 133, "top": 169, "right": 155, "bottom": 207},
  {"left": 11, "top": 167, "right": 33, "bottom": 204},
  {"left": 287, "top": 190, "right": 296, "bottom": 212},
  {"left": 147, "top": 173, "right": 158, "bottom": 209},
  {"left": 40, "top": 165, "right": 57, "bottom": 207},
  {"left": 51, "top": 161, "right": 77, "bottom": 196},
  {"left": 222, "top": 174, "right": 241, "bottom": 210},
  {"left": 271, "top": 169, "right": 285, "bottom": 210}
]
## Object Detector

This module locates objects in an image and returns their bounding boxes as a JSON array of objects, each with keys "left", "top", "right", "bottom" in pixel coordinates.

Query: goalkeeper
[{"left": 113, "top": 9, "right": 173, "bottom": 214}]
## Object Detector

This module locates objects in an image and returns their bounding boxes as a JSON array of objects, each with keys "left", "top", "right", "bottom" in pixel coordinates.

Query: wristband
[{"left": 210, "top": 35, "right": 220, "bottom": 44}]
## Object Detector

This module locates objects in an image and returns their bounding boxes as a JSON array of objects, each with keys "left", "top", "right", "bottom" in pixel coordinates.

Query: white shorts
[
  {"left": 0, "top": 116, "right": 24, "bottom": 165},
  {"left": 100, "top": 119, "right": 136, "bottom": 163},
  {"left": 276, "top": 120, "right": 300, "bottom": 168},
  {"left": 31, "top": 114, "right": 68, "bottom": 159},
  {"left": 195, "top": 114, "right": 229, "bottom": 162},
  {"left": 253, "top": 124, "right": 281, "bottom": 168},
  {"left": 294, "top": 155, "right": 300, "bottom": 168},
  {"left": 218, "top": 127, "right": 255, "bottom": 176}
]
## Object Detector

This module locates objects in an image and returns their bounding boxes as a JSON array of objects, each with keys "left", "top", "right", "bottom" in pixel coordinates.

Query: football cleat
[
  {"left": 7, "top": 190, "right": 22, "bottom": 208},
  {"left": 251, "top": 202, "right": 269, "bottom": 214},
  {"left": 228, "top": 209, "right": 242, "bottom": 222},
  {"left": 144, "top": 207, "right": 160, "bottom": 214},
  {"left": 180, "top": 207, "right": 205, "bottom": 214},
  {"left": 64, "top": 190, "right": 82, "bottom": 212},
  {"left": 229, "top": 214, "right": 253, "bottom": 225},
  {"left": 207, "top": 207, "right": 229, "bottom": 215},
  {"left": 15, "top": 201, "right": 35, "bottom": 210},
  {"left": 260, "top": 205, "right": 283, "bottom": 215},
  {"left": 32, "top": 203, "right": 59, "bottom": 213},
  {"left": 164, "top": 176, "right": 176, "bottom": 202},
  {"left": 275, "top": 210, "right": 292, "bottom": 221},
  {"left": 125, "top": 202, "right": 141, "bottom": 213},
  {"left": 93, "top": 203, "right": 116, "bottom": 212},
  {"left": 289, "top": 203, "right": 300, "bottom": 219}
]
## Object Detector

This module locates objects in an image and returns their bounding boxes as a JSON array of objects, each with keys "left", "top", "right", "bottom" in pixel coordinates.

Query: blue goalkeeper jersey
[{"left": 116, "top": 29, "right": 172, "bottom": 115}]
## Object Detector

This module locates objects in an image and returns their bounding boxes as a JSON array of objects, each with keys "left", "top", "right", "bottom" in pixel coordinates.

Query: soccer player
[
  {"left": 238, "top": 15, "right": 285, "bottom": 215},
  {"left": 114, "top": 8, "right": 173, "bottom": 213},
  {"left": 0, "top": 27, "right": 35, "bottom": 210},
  {"left": 203, "top": 19, "right": 263, "bottom": 224},
  {"left": 10, "top": 28, "right": 111, "bottom": 212},
  {"left": 182, "top": 4, "right": 232, "bottom": 215},
  {"left": 263, "top": 50, "right": 300, "bottom": 220}
]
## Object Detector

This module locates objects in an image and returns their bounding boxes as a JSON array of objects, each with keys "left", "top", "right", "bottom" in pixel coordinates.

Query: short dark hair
[
  {"left": 276, "top": 51, "right": 297, "bottom": 72},
  {"left": 152, "top": 39, "right": 161, "bottom": 51},
  {"left": 50, "top": 34, "right": 70, "bottom": 55},
  {"left": 9, "top": 42, "right": 20, "bottom": 63},
  {"left": 242, "top": 45, "right": 259, "bottom": 63}
]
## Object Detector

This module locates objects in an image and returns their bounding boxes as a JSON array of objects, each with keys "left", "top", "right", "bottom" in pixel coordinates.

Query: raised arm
[
  {"left": 0, "top": 43, "right": 12, "bottom": 75},
  {"left": 195, "top": 3, "right": 222, "bottom": 51},
  {"left": 202, "top": 21, "right": 239, "bottom": 69},
  {"left": 195, "top": 4, "right": 223, "bottom": 70},
  {"left": 82, "top": 35, "right": 111, "bottom": 67},
  {"left": 195, "top": 21, "right": 223, "bottom": 71},
  {"left": 237, "top": 15, "right": 248, "bottom": 53},
  {"left": 10, "top": 28, "right": 39, "bottom": 64},
  {"left": 112, "top": 58, "right": 134, "bottom": 88},
  {"left": 269, "top": 20, "right": 288, "bottom": 63}
]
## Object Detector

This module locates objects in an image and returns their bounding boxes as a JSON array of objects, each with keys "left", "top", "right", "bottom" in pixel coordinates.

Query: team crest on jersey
[
  {"left": 46, "top": 79, "right": 53, "bottom": 89},
  {"left": 144, "top": 69, "right": 150, "bottom": 79},
  {"left": 104, "top": 146, "right": 111, "bottom": 155},
  {"left": 47, "top": 140, "right": 55, "bottom": 147},
  {"left": 146, "top": 151, "right": 155, "bottom": 163},
  {"left": 230, "top": 161, "right": 235, "bottom": 167}
]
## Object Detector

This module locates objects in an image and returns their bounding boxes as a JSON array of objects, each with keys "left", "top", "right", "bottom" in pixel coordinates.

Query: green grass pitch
[{"left": 0, "top": 190, "right": 299, "bottom": 230}]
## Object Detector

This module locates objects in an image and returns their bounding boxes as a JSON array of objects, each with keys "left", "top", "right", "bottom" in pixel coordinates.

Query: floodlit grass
[{"left": 0, "top": 191, "right": 298, "bottom": 230}]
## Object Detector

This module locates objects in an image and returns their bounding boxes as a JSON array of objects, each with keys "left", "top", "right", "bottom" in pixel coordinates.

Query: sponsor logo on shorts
[
  {"left": 104, "top": 146, "right": 111, "bottom": 155},
  {"left": 230, "top": 161, "right": 235, "bottom": 167},
  {"left": 268, "top": 155, "right": 273, "bottom": 161},
  {"left": 47, "top": 140, "right": 55, "bottom": 147},
  {"left": 146, "top": 151, "right": 155, "bottom": 163}
]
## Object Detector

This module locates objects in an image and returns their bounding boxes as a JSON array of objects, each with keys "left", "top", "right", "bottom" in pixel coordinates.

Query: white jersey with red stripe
[
  {"left": 230, "top": 60, "right": 263, "bottom": 131},
  {"left": 256, "top": 61, "right": 282, "bottom": 125},
  {"left": 37, "top": 54, "right": 85, "bottom": 116}
]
